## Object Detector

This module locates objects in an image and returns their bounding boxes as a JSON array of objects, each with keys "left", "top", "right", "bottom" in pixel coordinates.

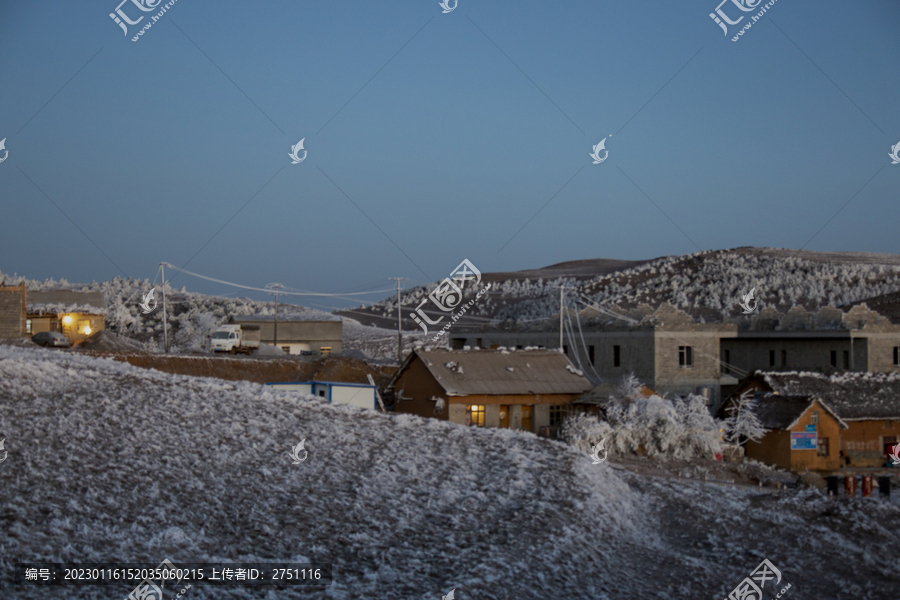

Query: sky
[{"left": 1, "top": 0, "right": 898, "bottom": 310}]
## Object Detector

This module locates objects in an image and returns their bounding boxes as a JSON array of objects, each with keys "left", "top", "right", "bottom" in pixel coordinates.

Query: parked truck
[{"left": 211, "top": 324, "right": 260, "bottom": 355}]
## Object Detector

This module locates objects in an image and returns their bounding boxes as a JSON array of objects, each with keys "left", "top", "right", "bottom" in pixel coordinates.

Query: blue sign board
[
  {"left": 791, "top": 432, "right": 817, "bottom": 450},
  {"left": 805, "top": 424, "right": 816, "bottom": 433}
]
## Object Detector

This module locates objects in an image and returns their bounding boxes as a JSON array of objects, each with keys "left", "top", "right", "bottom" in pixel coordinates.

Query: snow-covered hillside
[
  {"left": 356, "top": 247, "right": 900, "bottom": 327},
  {"left": 1, "top": 347, "right": 898, "bottom": 599}
]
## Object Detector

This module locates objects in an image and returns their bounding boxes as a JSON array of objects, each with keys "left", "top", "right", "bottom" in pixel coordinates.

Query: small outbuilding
[
  {"left": 722, "top": 392, "right": 847, "bottom": 472},
  {"left": 231, "top": 315, "right": 342, "bottom": 356},
  {"left": 266, "top": 380, "right": 378, "bottom": 410},
  {"left": 388, "top": 348, "right": 593, "bottom": 434}
]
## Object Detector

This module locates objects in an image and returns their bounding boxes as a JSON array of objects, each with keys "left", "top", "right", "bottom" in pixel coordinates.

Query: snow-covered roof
[
  {"left": 749, "top": 393, "right": 848, "bottom": 430},
  {"left": 753, "top": 371, "right": 900, "bottom": 421},
  {"left": 26, "top": 290, "right": 106, "bottom": 316},
  {"left": 395, "top": 348, "right": 593, "bottom": 396}
]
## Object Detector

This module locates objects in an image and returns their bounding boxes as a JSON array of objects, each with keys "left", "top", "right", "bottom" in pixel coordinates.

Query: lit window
[
  {"left": 78, "top": 320, "right": 91, "bottom": 335},
  {"left": 26, "top": 319, "right": 32, "bottom": 334},
  {"left": 466, "top": 405, "right": 485, "bottom": 427}
]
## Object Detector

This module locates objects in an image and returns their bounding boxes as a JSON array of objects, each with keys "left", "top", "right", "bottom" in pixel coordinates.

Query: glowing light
[
  {"left": 62, "top": 315, "right": 73, "bottom": 325},
  {"left": 83, "top": 326, "right": 92, "bottom": 335}
]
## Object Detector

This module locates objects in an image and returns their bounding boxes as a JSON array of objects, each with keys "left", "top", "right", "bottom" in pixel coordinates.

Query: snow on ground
[{"left": 1, "top": 347, "right": 898, "bottom": 599}]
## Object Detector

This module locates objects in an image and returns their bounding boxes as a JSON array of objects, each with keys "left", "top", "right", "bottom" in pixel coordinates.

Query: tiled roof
[
  {"left": 402, "top": 348, "right": 593, "bottom": 396},
  {"left": 754, "top": 371, "right": 900, "bottom": 421}
]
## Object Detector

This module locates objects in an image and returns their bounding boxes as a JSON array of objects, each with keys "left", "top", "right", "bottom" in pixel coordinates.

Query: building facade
[{"left": 231, "top": 316, "right": 343, "bottom": 355}]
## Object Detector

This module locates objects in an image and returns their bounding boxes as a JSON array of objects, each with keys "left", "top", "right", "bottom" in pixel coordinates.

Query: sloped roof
[
  {"left": 398, "top": 349, "right": 593, "bottom": 396},
  {"left": 231, "top": 314, "right": 341, "bottom": 323},
  {"left": 26, "top": 290, "right": 106, "bottom": 315},
  {"left": 749, "top": 393, "right": 848, "bottom": 430},
  {"left": 752, "top": 371, "right": 900, "bottom": 421}
]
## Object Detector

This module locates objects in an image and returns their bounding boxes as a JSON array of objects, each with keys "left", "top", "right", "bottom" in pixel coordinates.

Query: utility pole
[
  {"left": 559, "top": 286, "right": 564, "bottom": 353},
  {"left": 267, "top": 284, "right": 284, "bottom": 350},
  {"left": 160, "top": 262, "right": 168, "bottom": 354},
  {"left": 388, "top": 277, "right": 407, "bottom": 363}
]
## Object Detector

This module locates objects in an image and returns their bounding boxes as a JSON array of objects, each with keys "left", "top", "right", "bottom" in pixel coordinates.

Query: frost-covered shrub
[
  {"left": 563, "top": 375, "right": 723, "bottom": 460},
  {"left": 723, "top": 391, "right": 767, "bottom": 445}
]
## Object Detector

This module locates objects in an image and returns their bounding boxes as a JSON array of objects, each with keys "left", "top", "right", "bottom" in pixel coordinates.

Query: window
[
  {"left": 476, "top": 338, "right": 483, "bottom": 349},
  {"left": 723, "top": 349, "right": 731, "bottom": 375},
  {"left": 811, "top": 411, "right": 819, "bottom": 425},
  {"left": 78, "top": 319, "right": 91, "bottom": 335},
  {"left": 894, "top": 346, "right": 899, "bottom": 366},
  {"left": 817, "top": 437, "right": 829, "bottom": 457},
  {"left": 613, "top": 345, "right": 621, "bottom": 368},
  {"left": 588, "top": 345, "right": 595, "bottom": 366},
  {"left": 843, "top": 350, "right": 850, "bottom": 369},
  {"left": 769, "top": 350, "right": 775, "bottom": 367},
  {"left": 318, "top": 390, "right": 326, "bottom": 397},
  {"left": 466, "top": 405, "right": 485, "bottom": 427},
  {"left": 830, "top": 350, "right": 837, "bottom": 367},
  {"left": 563, "top": 345, "right": 568, "bottom": 355},
  {"left": 26, "top": 319, "right": 32, "bottom": 334},
  {"left": 679, "top": 346, "right": 693, "bottom": 368},
  {"left": 281, "top": 346, "right": 290, "bottom": 353},
  {"left": 549, "top": 404, "right": 573, "bottom": 427},
  {"left": 781, "top": 350, "right": 787, "bottom": 367}
]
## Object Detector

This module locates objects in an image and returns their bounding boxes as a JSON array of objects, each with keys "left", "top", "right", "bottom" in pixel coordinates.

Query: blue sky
[{"left": 1, "top": 0, "right": 898, "bottom": 309}]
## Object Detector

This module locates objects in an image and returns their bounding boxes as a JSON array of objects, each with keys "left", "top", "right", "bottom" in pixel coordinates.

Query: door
[
  {"left": 521, "top": 405, "right": 532, "bottom": 432},
  {"left": 499, "top": 405, "right": 509, "bottom": 429}
]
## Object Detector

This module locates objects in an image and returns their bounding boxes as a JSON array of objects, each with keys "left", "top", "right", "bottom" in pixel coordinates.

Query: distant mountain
[{"left": 340, "top": 247, "right": 900, "bottom": 332}]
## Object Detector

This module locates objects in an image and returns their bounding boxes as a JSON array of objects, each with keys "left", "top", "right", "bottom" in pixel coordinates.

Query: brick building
[{"left": 0, "top": 283, "right": 27, "bottom": 338}]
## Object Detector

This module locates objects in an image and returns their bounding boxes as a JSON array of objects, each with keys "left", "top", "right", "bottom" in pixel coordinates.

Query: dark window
[
  {"left": 476, "top": 338, "right": 483, "bottom": 348},
  {"left": 588, "top": 345, "right": 595, "bottom": 366},
  {"left": 842, "top": 350, "right": 850, "bottom": 369},
  {"left": 817, "top": 437, "right": 829, "bottom": 457},
  {"left": 318, "top": 390, "right": 326, "bottom": 397},
  {"left": 549, "top": 404, "right": 573, "bottom": 427},
  {"left": 830, "top": 350, "right": 837, "bottom": 367},
  {"left": 894, "top": 346, "right": 899, "bottom": 366},
  {"left": 679, "top": 346, "right": 693, "bottom": 368},
  {"left": 781, "top": 350, "right": 787, "bottom": 367},
  {"left": 451, "top": 338, "right": 466, "bottom": 350},
  {"left": 281, "top": 346, "right": 290, "bottom": 353},
  {"left": 613, "top": 345, "right": 621, "bottom": 367},
  {"left": 723, "top": 349, "right": 731, "bottom": 375},
  {"left": 769, "top": 350, "right": 775, "bottom": 367},
  {"left": 563, "top": 345, "right": 568, "bottom": 355}
]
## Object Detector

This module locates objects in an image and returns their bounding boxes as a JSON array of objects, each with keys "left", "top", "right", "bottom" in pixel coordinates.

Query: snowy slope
[{"left": 1, "top": 348, "right": 898, "bottom": 599}]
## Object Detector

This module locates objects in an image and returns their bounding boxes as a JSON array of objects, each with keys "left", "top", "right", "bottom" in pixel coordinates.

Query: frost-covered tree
[{"left": 723, "top": 391, "right": 767, "bottom": 445}]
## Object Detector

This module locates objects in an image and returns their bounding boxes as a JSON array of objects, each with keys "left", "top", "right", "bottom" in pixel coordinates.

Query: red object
[
  {"left": 715, "top": 453, "right": 723, "bottom": 461},
  {"left": 845, "top": 476, "right": 857, "bottom": 497},
  {"left": 862, "top": 475, "right": 874, "bottom": 497}
]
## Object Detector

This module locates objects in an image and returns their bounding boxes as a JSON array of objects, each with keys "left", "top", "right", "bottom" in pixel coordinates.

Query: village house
[
  {"left": 725, "top": 370, "right": 900, "bottom": 467},
  {"left": 721, "top": 392, "right": 847, "bottom": 472},
  {"left": 388, "top": 348, "right": 592, "bottom": 435},
  {"left": 26, "top": 290, "right": 106, "bottom": 346}
]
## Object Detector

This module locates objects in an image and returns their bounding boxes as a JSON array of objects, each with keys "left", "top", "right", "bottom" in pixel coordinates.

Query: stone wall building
[{"left": 0, "top": 283, "right": 26, "bottom": 338}]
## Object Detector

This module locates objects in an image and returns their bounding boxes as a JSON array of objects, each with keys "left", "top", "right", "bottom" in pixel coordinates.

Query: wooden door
[
  {"left": 521, "top": 405, "right": 532, "bottom": 432},
  {"left": 499, "top": 405, "right": 509, "bottom": 428}
]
